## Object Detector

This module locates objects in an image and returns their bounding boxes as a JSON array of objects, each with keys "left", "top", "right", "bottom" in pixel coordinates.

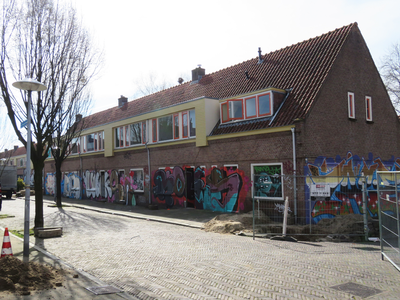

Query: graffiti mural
[
  {"left": 152, "top": 166, "right": 251, "bottom": 212},
  {"left": 62, "top": 172, "right": 81, "bottom": 199},
  {"left": 305, "top": 152, "right": 400, "bottom": 224},
  {"left": 252, "top": 163, "right": 283, "bottom": 199},
  {"left": 45, "top": 173, "right": 55, "bottom": 196},
  {"left": 44, "top": 169, "right": 145, "bottom": 203}
]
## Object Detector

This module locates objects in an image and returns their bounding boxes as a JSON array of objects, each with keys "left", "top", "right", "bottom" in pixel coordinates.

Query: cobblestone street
[{"left": 1, "top": 197, "right": 399, "bottom": 299}]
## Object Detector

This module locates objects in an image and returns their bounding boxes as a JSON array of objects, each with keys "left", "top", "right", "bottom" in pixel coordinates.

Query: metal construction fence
[
  {"left": 252, "top": 174, "right": 376, "bottom": 241},
  {"left": 377, "top": 171, "right": 400, "bottom": 272}
]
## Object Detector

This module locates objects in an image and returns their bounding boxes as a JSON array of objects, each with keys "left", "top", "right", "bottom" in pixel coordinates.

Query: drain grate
[
  {"left": 86, "top": 285, "right": 122, "bottom": 295},
  {"left": 330, "top": 282, "right": 382, "bottom": 298}
]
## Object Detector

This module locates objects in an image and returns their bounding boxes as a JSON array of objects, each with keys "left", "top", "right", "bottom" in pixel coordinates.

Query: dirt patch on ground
[
  {"left": 203, "top": 211, "right": 378, "bottom": 241},
  {"left": 0, "top": 256, "right": 64, "bottom": 296}
]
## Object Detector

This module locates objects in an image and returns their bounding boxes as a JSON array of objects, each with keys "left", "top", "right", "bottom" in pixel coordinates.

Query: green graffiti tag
[{"left": 254, "top": 165, "right": 282, "bottom": 175}]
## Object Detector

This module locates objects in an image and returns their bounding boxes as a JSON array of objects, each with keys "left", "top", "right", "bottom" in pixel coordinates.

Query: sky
[
  {"left": 72, "top": 0, "right": 400, "bottom": 114},
  {"left": 2, "top": 0, "right": 400, "bottom": 149}
]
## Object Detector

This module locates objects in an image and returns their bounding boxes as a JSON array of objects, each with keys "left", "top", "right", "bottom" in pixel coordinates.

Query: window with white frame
[
  {"left": 348, "top": 92, "right": 355, "bottom": 119},
  {"left": 79, "top": 131, "right": 104, "bottom": 153},
  {"left": 365, "top": 96, "right": 372, "bottom": 122},
  {"left": 173, "top": 114, "right": 180, "bottom": 139},
  {"left": 224, "top": 164, "right": 238, "bottom": 171},
  {"left": 130, "top": 168, "right": 144, "bottom": 192},
  {"left": 158, "top": 115, "right": 173, "bottom": 141},
  {"left": 115, "top": 122, "right": 146, "bottom": 149},
  {"left": 151, "top": 110, "right": 195, "bottom": 143},
  {"left": 189, "top": 110, "right": 196, "bottom": 137}
]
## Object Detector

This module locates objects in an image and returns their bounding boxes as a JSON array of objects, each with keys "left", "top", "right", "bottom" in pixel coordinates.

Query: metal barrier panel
[
  {"left": 377, "top": 171, "right": 400, "bottom": 271},
  {"left": 253, "top": 174, "right": 372, "bottom": 240}
]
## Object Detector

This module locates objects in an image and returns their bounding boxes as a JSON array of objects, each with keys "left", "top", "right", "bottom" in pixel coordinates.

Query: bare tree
[
  {"left": 133, "top": 72, "right": 190, "bottom": 99},
  {"left": 0, "top": 0, "right": 102, "bottom": 228},
  {"left": 51, "top": 96, "right": 90, "bottom": 208},
  {"left": 133, "top": 72, "right": 171, "bottom": 99},
  {"left": 381, "top": 43, "right": 400, "bottom": 113}
]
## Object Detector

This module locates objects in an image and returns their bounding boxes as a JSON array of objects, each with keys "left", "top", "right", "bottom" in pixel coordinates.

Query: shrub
[{"left": 17, "top": 178, "right": 24, "bottom": 191}]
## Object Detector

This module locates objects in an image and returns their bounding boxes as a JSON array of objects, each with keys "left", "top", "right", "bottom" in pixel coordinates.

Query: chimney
[
  {"left": 191, "top": 65, "right": 205, "bottom": 82},
  {"left": 258, "top": 47, "right": 263, "bottom": 64},
  {"left": 118, "top": 95, "right": 128, "bottom": 107},
  {"left": 14, "top": 145, "right": 18, "bottom": 151},
  {"left": 76, "top": 114, "right": 82, "bottom": 123}
]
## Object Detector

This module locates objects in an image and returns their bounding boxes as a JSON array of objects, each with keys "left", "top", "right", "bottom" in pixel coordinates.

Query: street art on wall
[
  {"left": 305, "top": 152, "right": 400, "bottom": 224},
  {"left": 63, "top": 172, "right": 81, "bottom": 199},
  {"left": 44, "top": 169, "right": 145, "bottom": 204},
  {"left": 152, "top": 166, "right": 251, "bottom": 212},
  {"left": 251, "top": 163, "right": 283, "bottom": 200}
]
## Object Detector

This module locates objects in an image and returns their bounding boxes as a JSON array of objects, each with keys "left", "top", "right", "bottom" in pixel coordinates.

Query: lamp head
[{"left": 12, "top": 78, "right": 47, "bottom": 92}]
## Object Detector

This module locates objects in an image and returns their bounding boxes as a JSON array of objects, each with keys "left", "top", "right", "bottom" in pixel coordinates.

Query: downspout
[
  {"left": 145, "top": 121, "right": 151, "bottom": 204},
  {"left": 291, "top": 127, "right": 297, "bottom": 223},
  {"left": 146, "top": 142, "right": 151, "bottom": 204}
]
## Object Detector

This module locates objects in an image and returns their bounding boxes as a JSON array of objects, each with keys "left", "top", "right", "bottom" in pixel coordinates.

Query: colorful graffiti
[
  {"left": 44, "top": 169, "right": 145, "bottom": 204},
  {"left": 152, "top": 166, "right": 251, "bottom": 212},
  {"left": 305, "top": 152, "right": 400, "bottom": 223},
  {"left": 63, "top": 172, "right": 81, "bottom": 199}
]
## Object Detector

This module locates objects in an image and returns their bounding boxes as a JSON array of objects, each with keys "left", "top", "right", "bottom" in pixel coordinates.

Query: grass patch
[
  {"left": 0, "top": 214, "right": 15, "bottom": 219},
  {"left": 9, "top": 228, "right": 34, "bottom": 238}
]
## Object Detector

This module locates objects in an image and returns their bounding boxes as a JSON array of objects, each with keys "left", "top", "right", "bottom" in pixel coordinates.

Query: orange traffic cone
[{"left": 1, "top": 227, "right": 13, "bottom": 258}]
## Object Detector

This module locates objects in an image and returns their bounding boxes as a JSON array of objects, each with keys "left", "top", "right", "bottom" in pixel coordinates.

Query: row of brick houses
[{"left": 5, "top": 23, "right": 400, "bottom": 223}]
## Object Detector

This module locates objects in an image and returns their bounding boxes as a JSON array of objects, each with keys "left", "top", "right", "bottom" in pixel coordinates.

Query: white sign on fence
[{"left": 310, "top": 183, "right": 330, "bottom": 197}]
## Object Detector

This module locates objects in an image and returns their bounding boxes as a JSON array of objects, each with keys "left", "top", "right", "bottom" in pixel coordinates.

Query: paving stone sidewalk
[{"left": 1, "top": 196, "right": 399, "bottom": 299}]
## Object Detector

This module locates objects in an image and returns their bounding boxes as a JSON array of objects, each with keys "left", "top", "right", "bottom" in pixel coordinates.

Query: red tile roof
[{"left": 84, "top": 23, "right": 356, "bottom": 134}]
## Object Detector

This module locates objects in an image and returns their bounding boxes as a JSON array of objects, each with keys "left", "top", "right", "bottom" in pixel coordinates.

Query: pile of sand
[
  {"left": 0, "top": 256, "right": 63, "bottom": 295},
  {"left": 203, "top": 212, "right": 256, "bottom": 234},
  {"left": 203, "top": 211, "right": 378, "bottom": 241}
]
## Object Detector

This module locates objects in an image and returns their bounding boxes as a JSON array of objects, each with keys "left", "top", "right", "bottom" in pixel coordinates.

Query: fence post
[
  {"left": 361, "top": 174, "right": 369, "bottom": 242},
  {"left": 252, "top": 196, "right": 255, "bottom": 241}
]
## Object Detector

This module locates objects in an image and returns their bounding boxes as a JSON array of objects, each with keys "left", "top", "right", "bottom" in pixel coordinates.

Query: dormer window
[
  {"left": 245, "top": 96, "right": 256, "bottom": 118},
  {"left": 221, "top": 99, "right": 243, "bottom": 122},
  {"left": 221, "top": 90, "right": 282, "bottom": 124},
  {"left": 258, "top": 93, "right": 272, "bottom": 116}
]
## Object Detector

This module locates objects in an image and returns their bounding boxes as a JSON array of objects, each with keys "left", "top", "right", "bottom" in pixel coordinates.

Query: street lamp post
[{"left": 12, "top": 78, "right": 47, "bottom": 261}]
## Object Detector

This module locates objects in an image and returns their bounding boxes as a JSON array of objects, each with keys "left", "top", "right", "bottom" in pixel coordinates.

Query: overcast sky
[
  {"left": 73, "top": 0, "right": 400, "bottom": 114},
  {"left": 2, "top": 0, "right": 400, "bottom": 149}
]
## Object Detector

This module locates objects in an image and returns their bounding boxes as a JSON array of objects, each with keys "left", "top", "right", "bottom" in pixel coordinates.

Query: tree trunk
[
  {"left": 33, "top": 160, "right": 44, "bottom": 229},
  {"left": 56, "top": 159, "right": 62, "bottom": 207}
]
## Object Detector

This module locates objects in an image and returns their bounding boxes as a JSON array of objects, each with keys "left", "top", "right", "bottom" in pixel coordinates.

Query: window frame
[
  {"left": 348, "top": 92, "right": 355, "bottom": 119},
  {"left": 224, "top": 164, "right": 238, "bottom": 171},
  {"left": 365, "top": 96, "right": 372, "bottom": 122},
  {"left": 130, "top": 168, "right": 145, "bottom": 192},
  {"left": 158, "top": 115, "right": 174, "bottom": 142},
  {"left": 173, "top": 113, "right": 180, "bottom": 140},
  {"left": 182, "top": 111, "right": 188, "bottom": 138},
  {"left": 228, "top": 99, "right": 244, "bottom": 121},
  {"left": 189, "top": 109, "right": 196, "bottom": 137},
  {"left": 245, "top": 96, "right": 257, "bottom": 119},
  {"left": 257, "top": 92, "right": 272, "bottom": 117},
  {"left": 129, "top": 122, "right": 142, "bottom": 146},
  {"left": 152, "top": 119, "right": 157, "bottom": 143},
  {"left": 142, "top": 122, "right": 147, "bottom": 144}
]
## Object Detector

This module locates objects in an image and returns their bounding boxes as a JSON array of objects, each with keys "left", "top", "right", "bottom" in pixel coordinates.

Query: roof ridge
[{"left": 263, "top": 23, "right": 356, "bottom": 60}]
